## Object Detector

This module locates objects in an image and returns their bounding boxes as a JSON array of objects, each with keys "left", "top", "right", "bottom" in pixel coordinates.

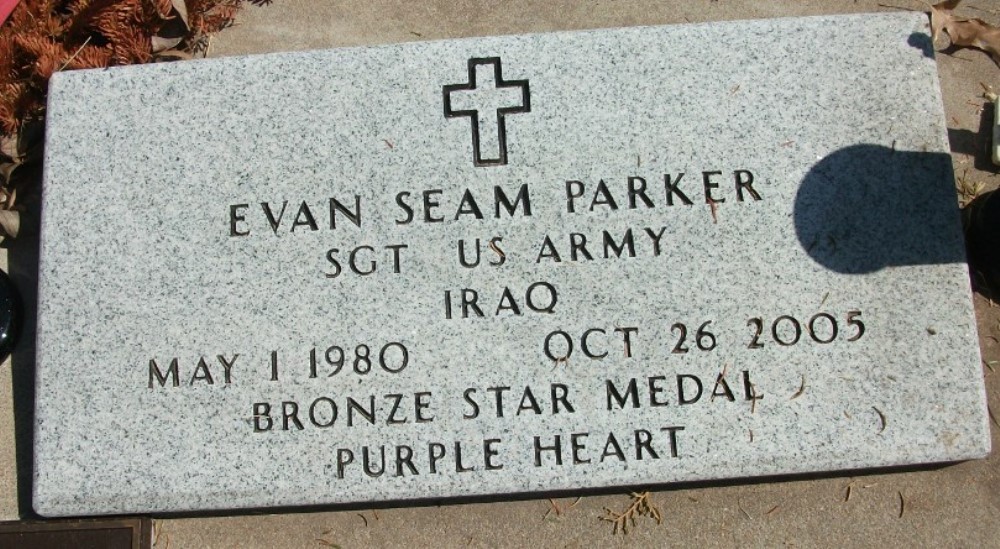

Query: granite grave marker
[{"left": 32, "top": 13, "right": 990, "bottom": 516}]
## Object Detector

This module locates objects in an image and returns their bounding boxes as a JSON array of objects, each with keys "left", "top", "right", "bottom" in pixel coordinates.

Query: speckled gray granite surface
[{"left": 33, "top": 13, "right": 988, "bottom": 516}]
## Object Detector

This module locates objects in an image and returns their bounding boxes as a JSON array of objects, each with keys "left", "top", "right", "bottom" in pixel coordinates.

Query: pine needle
[
  {"left": 57, "top": 36, "right": 92, "bottom": 72},
  {"left": 790, "top": 375, "right": 806, "bottom": 400},
  {"left": 873, "top": 406, "right": 888, "bottom": 434}
]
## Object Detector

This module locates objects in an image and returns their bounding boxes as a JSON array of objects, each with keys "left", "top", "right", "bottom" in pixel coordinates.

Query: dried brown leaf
[
  {"left": 944, "top": 18, "right": 1000, "bottom": 65},
  {"left": 0, "top": 180, "right": 17, "bottom": 209},
  {"left": 0, "top": 164, "right": 17, "bottom": 187},
  {"left": 154, "top": 48, "right": 193, "bottom": 60},
  {"left": 931, "top": 0, "right": 1000, "bottom": 66},
  {"left": 0, "top": 0, "right": 256, "bottom": 142},
  {"left": 170, "top": 0, "right": 190, "bottom": 27},
  {"left": 931, "top": 0, "right": 963, "bottom": 44},
  {"left": 151, "top": 35, "right": 183, "bottom": 52},
  {"left": 0, "top": 210, "right": 21, "bottom": 238},
  {"left": 0, "top": 136, "right": 19, "bottom": 161},
  {"left": 2, "top": 187, "right": 16, "bottom": 210}
]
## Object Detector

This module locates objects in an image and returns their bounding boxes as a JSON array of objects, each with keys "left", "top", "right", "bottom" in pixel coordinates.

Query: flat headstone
[{"left": 33, "top": 12, "right": 989, "bottom": 516}]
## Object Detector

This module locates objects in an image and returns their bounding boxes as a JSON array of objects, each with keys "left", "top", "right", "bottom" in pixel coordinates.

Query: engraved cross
[{"left": 443, "top": 57, "right": 531, "bottom": 167}]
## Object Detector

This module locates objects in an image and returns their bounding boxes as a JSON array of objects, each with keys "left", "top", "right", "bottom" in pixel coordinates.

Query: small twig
[
  {"left": 877, "top": 3, "right": 922, "bottom": 12},
  {"left": 765, "top": 505, "right": 780, "bottom": 515},
  {"left": 750, "top": 384, "right": 761, "bottom": 414},
  {"left": 897, "top": 491, "right": 905, "bottom": 519},
  {"left": 315, "top": 538, "right": 340, "bottom": 548},
  {"left": 844, "top": 483, "right": 854, "bottom": 502},
  {"left": 873, "top": 406, "right": 888, "bottom": 434},
  {"left": 549, "top": 498, "right": 562, "bottom": 516},
  {"left": 544, "top": 496, "right": 583, "bottom": 520},
  {"left": 790, "top": 375, "right": 806, "bottom": 400},
  {"left": 738, "top": 499, "right": 752, "bottom": 520}
]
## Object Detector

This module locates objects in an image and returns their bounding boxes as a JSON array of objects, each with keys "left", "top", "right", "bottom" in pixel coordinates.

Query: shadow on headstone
[
  {"left": 6, "top": 159, "right": 41, "bottom": 520},
  {"left": 794, "top": 144, "right": 965, "bottom": 274},
  {"left": 142, "top": 461, "right": 951, "bottom": 520},
  {"left": 907, "top": 32, "right": 935, "bottom": 60}
]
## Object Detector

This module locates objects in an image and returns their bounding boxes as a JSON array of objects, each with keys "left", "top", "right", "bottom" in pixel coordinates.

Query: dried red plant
[{"left": 0, "top": 0, "right": 271, "bottom": 137}]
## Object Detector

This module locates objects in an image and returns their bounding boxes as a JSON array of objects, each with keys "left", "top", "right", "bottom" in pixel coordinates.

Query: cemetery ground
[{"left": 3, "top": 0, "right": 1000, "bottom": 547}]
